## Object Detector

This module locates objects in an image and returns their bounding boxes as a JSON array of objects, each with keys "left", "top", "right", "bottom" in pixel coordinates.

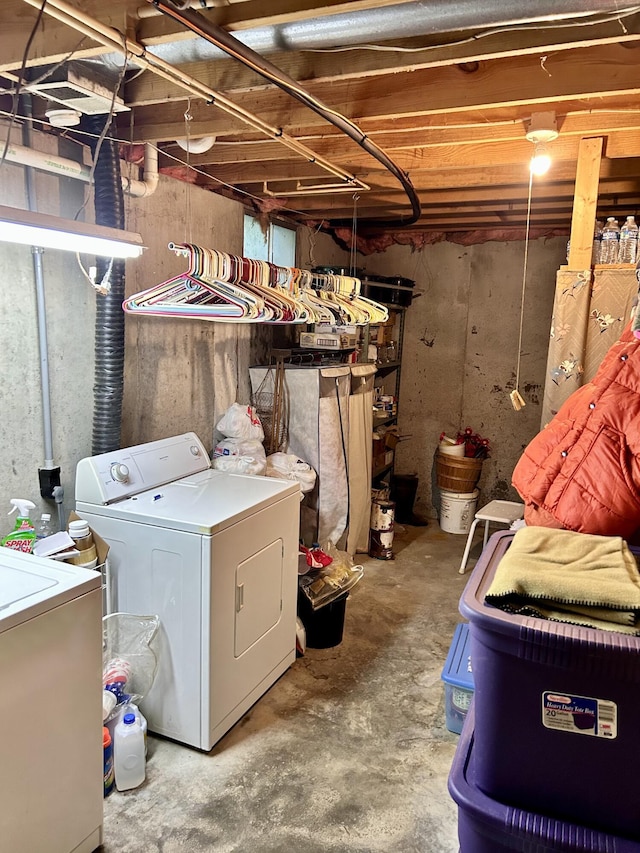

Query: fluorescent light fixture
[{"left": 0, "top": 205, "right": 145, "bottom": 258}]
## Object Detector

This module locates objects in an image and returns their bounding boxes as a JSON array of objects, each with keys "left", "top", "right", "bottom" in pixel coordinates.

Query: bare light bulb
[{"left": 530, "top": 143, "right": 551, "bottom": 176}]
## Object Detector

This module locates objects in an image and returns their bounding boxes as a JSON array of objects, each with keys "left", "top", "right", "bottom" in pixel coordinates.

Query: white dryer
[{"left": 75, "top": 432, "right": 300, "bottom": 752}]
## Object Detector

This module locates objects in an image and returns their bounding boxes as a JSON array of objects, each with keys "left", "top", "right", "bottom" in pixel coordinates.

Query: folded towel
[{"left": 485, "top": 526, "right": 640, "bottom": 634}]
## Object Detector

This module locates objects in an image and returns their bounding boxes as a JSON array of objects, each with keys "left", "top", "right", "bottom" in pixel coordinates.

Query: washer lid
[
  {"left": 78, "top": 469, "right": 300, "bottom": 533},
  {"left": 0, "top": 549, "right": 100, "bottom": 632}
]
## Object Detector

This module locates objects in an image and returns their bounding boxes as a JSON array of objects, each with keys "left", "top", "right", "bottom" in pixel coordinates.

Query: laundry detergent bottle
[{"left": 1, "top": 499, "right": 36, "bottom": 553}]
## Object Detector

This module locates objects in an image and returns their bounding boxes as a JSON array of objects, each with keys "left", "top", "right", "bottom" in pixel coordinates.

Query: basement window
[{"left": 243, "top": 214, "right": 296, "bottom": 267}]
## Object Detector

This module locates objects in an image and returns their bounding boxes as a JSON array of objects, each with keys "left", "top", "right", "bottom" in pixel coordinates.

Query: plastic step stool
[{"left": 458, "top": 500, "right": 524, "bottom": 574}]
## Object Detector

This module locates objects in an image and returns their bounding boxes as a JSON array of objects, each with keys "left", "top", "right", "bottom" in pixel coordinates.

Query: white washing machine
[
  {"left": 75, "top": 432, "right": 300, "bottom": 752},
  {"left": 0, "top": 549, "right": 103, "bottom": 853}
]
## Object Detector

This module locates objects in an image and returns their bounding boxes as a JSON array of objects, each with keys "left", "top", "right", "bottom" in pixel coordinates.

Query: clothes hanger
[{"left": 125, "top": 242, "right": 389, "bottom": 325}]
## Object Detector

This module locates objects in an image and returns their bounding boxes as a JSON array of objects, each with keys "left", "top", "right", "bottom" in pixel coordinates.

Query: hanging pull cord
[
  {"left": 511, "top": 169, "right": 533, "bottom": 412},
  {"left": 349, "top": 193, "right": 360, "bottom": 277},
  {"left": 184, "top": 100, "right": 193, "bottom": 245}
]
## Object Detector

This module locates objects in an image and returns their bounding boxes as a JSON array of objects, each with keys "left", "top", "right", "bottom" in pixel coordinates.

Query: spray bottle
[{"left": 1, "top": 499, "right": 37, "bottom": 554}]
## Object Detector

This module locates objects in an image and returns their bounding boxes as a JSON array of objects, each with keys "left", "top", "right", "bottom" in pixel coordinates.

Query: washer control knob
[
  {"left": 110, "top": 463, "right": 130, "bottom": 483},
  {"left": 190, "top": 445, "right": 201, "bottom": 456}
]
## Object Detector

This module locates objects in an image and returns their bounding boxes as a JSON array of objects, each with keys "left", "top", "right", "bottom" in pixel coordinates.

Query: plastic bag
[
  {"left": 212, "top": 437, "right": 267, "bottom": 475},
  {"left": 213, "top": 454, "right": 266, "bottom": 476},
  {"left": 265, "top": 453, "right": 316, "bottom": 493},
  {"left": 298, "top": 542, "right": 364, "bottom": 610},
  {"left": 102, "top": 612, "right": 159, "bottom": 720},
  {"left": 216, "top": 403, "right": 264, "bottom": 441}
]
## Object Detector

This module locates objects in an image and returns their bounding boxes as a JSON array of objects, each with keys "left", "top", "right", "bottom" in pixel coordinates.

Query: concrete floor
[{"left": 101, "top": 523, "right": 477, "bottom": 853}]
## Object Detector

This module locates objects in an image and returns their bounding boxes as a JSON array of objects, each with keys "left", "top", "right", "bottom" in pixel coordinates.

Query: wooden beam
[
  {"left": 160, "top": 113, "right": 640, "bottom": 170},
  {"left": 125, "top": 44, "right": 640, "bottom": 142},
  {"left": 125, "top": 15, "right": 640, "bottom": 106},
  {"left": 0, "top": 2, "right": 108, "bottom": 70},
  {"left": 257, "top": 192, "right": 581, "bottom": 215},
  {"left": 0, "top": 0, "right": 145, "bottom": 71},
  {"left": 193, "top": 156, "right": 640, "bottom": 190},
  {"left": 154, "top": 130, "right": 637, "bottom": 175},
  {"left": 254, "top": 43, "right": 640, "bottom": 122},
  {"left": 567, "top": 137, "right": 604, "bottom": 268}
]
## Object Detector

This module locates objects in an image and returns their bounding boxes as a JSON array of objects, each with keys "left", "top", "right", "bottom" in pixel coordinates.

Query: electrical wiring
[
  {"left": 147, "top": 0, "right": 422, "bottom": 230},
  {"left": 510, "top": 166, "right": 535, "bottom": 412}
]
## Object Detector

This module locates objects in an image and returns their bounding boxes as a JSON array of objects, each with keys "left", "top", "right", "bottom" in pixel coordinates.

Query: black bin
[{"left": 297, "top": 589, "right": 348, "bottom": 649}]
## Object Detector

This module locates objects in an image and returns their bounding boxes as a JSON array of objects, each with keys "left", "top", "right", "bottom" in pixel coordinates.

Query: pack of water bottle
[{"left": 598, "top": 215, "right": 638, "bottom": 265}]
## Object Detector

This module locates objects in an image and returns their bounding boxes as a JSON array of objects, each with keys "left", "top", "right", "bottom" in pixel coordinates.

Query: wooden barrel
[{"left": 436, "top": 453, "right": 483, "bottom": 493}]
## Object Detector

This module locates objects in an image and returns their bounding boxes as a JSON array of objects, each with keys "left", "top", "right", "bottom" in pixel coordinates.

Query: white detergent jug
[{"left": 113, "top": 712, "right": 146, "bottom": 791}]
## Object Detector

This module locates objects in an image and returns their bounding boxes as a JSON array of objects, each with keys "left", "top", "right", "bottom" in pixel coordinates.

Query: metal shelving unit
[{"left": 362, "top": 304, "right": 407, "bottom": 485}]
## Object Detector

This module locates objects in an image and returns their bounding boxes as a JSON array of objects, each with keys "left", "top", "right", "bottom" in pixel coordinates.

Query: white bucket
[{"left": 439, "top": 488, "right": 479, "bottom": 534}]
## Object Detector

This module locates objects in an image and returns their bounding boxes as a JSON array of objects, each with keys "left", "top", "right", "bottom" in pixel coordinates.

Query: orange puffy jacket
[{"left": 512, "top": 322, "right": 640, "bottom": 538}]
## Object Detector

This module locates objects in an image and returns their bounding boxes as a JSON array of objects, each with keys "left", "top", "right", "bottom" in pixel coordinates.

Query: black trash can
[
  {"left": 297, "top": 589, "right": 349, "bottom": 649},
  {"left": 390, "top": 473, "right": 419, "bottom": 523}
]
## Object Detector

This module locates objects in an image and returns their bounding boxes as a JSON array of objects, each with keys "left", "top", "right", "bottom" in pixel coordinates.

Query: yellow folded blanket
[{"left": 485, "top": 526, "right": 640, "bottom": 635}]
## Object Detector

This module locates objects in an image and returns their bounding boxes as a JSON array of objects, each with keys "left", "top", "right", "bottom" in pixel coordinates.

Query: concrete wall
[
  {"left": 121, "top": 178, "right": 269, "bottom": 452},
  {"left": 297, "top": 224, "right": 350, "bottom": 270},
  {"left": 359, "top": 238, "right": 566, "bottom": 518},
  {"left": 0, "top": 129, "right": 97, "bottom": 532}
]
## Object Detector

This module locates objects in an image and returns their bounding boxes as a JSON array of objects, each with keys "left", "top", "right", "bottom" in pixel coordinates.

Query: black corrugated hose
[{"left": 85, "top": 114, "right": 126, "bottom": 455}]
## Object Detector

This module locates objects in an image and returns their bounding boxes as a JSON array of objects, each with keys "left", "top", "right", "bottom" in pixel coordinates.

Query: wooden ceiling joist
[{"left": 6, "top": 0, "right": 640, "bottom": 236}]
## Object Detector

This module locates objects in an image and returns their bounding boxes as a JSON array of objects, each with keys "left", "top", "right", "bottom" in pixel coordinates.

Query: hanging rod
[
  {"left": 262, "top": 181, "right": 365, "bottom": 197},
  {"left": 20, "top": 0, "right": 369, "bottom": 192}
]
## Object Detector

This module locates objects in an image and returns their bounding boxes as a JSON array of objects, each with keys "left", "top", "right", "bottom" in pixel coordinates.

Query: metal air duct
[{"left": 145, "top": 0, "right": 636, "bottom": 65}]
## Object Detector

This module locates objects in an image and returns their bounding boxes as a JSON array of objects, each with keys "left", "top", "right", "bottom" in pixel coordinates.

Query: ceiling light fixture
[
  {"left": 525, "top": 111, "right": 559, "bottom": 176},
  {"left": 176, "top": 135, "right": 216, "bottom": 154},
  {"left": 0, "top": 205, "right": 145, "bottom": 258}
]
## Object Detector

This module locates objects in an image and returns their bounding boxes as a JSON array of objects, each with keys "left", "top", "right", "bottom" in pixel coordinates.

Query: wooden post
[{"left": 567, "top": 137, "right": 603, "bottom": 269}]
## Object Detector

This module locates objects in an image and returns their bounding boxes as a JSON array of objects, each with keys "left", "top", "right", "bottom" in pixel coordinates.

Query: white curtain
[{"left": 347, "top": 365, "right": 376, "bottom": 555}]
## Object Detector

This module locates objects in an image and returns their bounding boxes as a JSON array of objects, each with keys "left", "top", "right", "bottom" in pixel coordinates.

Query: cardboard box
[
  {"left": 300, "top": 331, "right": 357, "bottom": 350},
  {"left": 378, "top": 326, "right": 396, "bottom": 345},
  {"left": 384, "top": 430, "right": 400, "bottom": 451}
]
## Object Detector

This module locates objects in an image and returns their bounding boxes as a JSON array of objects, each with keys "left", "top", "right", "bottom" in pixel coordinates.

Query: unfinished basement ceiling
[{"left": 3, "top": 0, "right": 640, "bottom": 244}]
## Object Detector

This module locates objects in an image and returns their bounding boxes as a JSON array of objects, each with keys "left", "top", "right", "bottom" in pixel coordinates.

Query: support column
[{"left": 567, "top": 136, "right": 603, "bottom": 269}]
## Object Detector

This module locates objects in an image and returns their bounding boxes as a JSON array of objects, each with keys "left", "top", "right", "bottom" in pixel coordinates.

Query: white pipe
[
  {"left": 6, "top": 141, "right": 159, "bottom": 197},
  {"left": 5, "top": 142, "right": 91, "bottom": 181},
  {"left": 121, "top": 144, "right": 159, "bottom": 197}
]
